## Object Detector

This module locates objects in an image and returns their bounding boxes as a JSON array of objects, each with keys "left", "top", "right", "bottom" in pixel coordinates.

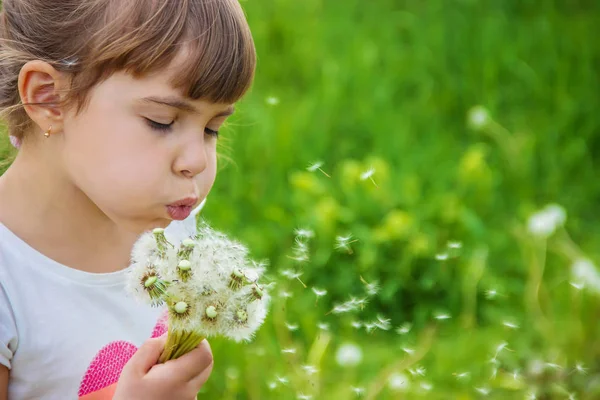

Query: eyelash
[{"left": 145, "top": 118, "right": 219, "bottom": 138}]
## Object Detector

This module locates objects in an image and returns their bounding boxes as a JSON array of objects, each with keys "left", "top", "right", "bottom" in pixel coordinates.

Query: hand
[{"left": 113, "top": 334, "right": 214, "bottom": 400}]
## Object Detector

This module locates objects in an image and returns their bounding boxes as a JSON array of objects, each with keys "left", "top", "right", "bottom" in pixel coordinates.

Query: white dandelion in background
[
  {"left": 306, "top": 161, "right": 331, "bottom": 177},
  {"left": 571, "top": 258, "right": 600, "bottom": 294},
  {"left": 276, "top": 375, "right": 289, "bottom": 384},
  {"left": 467, "top": 105, "right": 491, "bottom": 131},
  {"left": 267, "top": 381, "right": 277, "bottom": 390},
  {"left": 360, "top": 167, "right": 378, "bottom": 187},
  {"left": 335, "top": 342, "right": 363, "bottom": 367},
  {"left": 419, "top": 381, "right": 433, "bottom": 391},
  {"left": 527, "top": 203, "right": 567, "bottom": 238},
  {"left": 408, "top": 366, "right": 426, "bottom": 377},
  {"left": 351, "top": 320, "right": 363, "bottom": 329}
]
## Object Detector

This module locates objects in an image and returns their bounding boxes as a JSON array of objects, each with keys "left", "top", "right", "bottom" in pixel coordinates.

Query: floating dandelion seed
[
  {"left": 360, "top": 167, "right": 378, "bottom": 187},
  {"left": 282, "top": 348, "right": 297, "bottom": 354},
  {"left": 301, "top": 365, "right": 319, "bottom": 375},
  {"left": 335, "top": 234, "right": 359, "bottom": 254},
  {"left": 526, "top": 391, "right": 537, "bottom": 400},
  {"left": 569, "top": 281, "right": 584, "bottom": 290},
  {"left": 267, "top": 382, "right": 277, "bottom": 390},
  {"left": 485, "top": 289, "right": 498, "bottom": 299},
  {"left": 396, "top": 323, "right": 412, "bottom": 335},
  {"left": 335, "top": 342, "right": 363, "bottom": 367},
  {"left": 285, "top": 322, "right": 299, "bottom": 331},
  {"left": 351, "top": 320, "right": 363, "bottom": 329},
  {"left": 265, "top": 96, "right": 280, "bottom": 106},
  {"left": 374, "top": 315, "right": 392, "bottom": 330},
  {"left": 448, "top": 241, "right": 462, "bottom": 249},
  {"left": 360, "top": 276, "right": 380, "bottom": 296},
  {"left": 435, "top": 253, "right": 449, "bottom": 261},
  {"left": 312, "top": 287, "right": 328, "bottom": 303},
  {"left": 474, "top": 386, "right": 491, "bottom": 396},
  {"left": 294, "top": 228, "right": 315, "bottom": 239},
  {"left": 279, "top": 290, "right": 292, "bottom": 299},
  {"left": 297, "top": 394, "right": 312, "bottom": 400},
  {"left": 409, "top": 366, "right": 426, "bottom": 377},
  {"left": 306, "top": 161, "right": 331, "bottom": 177},
  {"left": 502, "top": 320, "right": 519, "bottom": 329},
  {"left": 574, "top": 362, "right": 588, "bottom": 375},
  {"left": 402, "top": 347, "right": 415, "bottom": 355},
  {"left": 544, "top": 362, "right": 563, "bottom": 370},
  {"left": 434, "top": 313, "right": 451, "bottom": 320},
  {"left": 453, "top": 372, "right": 470, "bottom": 380},
  {"left": 317, "top": 322, "right": 329, "bottom": 331},
  {"left": 512, "top": 370, "right": 520, "bottom": 380},
  {"left": 280, "top": 268, "right": 307, "bottom": 288},
  {"left": 276, "top": 375, "right": 289, "bottom": 384},
  {"left": 419, "top": 381, "right": 433, "bottom": 391},
  {"left": 467, "top": 105, "right": 490, "bottom": 130},
  {"left": 351, "top": 386, "right": 365, "bottom": 396}
]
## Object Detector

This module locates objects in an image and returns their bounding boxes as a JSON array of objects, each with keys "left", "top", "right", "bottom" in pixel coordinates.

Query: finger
[
  {"left": 124, "top": 334, "right": 168, "bottom": 375},
  {"left": 188, "top": 357, "right": 214, "bottom": 389},
  {"left": 170, "top": 339, "right": 214, "bottom": 382}
]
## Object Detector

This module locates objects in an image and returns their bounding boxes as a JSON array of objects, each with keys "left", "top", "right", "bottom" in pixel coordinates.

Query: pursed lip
[{"left": 167, "top": 196, "right": 199, "bottom": 208}]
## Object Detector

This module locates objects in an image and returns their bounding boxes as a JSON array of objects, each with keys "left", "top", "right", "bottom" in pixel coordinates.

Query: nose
[{"left": 173, "top": 133, "right": 208, "bottom": 178}]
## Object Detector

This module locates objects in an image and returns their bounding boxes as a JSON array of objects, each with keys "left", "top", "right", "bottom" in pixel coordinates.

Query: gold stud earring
[{"left": 44, "top": 126, "right": 52, "bottom": 138}]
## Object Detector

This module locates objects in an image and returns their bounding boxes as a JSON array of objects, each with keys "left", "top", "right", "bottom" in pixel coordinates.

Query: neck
[{"left": 0, "top": 143, "right": 139, "bottom": 273}]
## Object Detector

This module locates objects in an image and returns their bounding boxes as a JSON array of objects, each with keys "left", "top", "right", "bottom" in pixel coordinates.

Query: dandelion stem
[{"left": 317, "top": 167, "right": 331, "bottom": 178}]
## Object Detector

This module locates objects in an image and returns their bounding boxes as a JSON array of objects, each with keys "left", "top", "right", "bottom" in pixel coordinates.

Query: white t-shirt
[{"left": 0, "top": 202, "right": 204, "bottom": 400}]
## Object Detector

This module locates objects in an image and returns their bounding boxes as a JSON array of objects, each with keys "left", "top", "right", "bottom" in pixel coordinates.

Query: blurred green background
[{"left": 2, "top": 0, "right": 600, "bottom": 398}]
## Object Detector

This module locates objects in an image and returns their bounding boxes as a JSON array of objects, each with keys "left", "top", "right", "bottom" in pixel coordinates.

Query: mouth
[{"left": 166, "top": 197, "right": 199, "bottom": 220}]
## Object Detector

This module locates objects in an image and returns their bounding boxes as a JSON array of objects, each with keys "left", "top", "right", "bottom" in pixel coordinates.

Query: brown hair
[{"left": 0, "top": 0, "right": 256, "bottom": 141}]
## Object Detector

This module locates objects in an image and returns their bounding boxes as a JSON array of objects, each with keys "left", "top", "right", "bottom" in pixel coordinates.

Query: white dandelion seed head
[
  {"left": 402, "top": 347, "right": 415, "bottom": 355},
  {"left": 387, "top": 372, "right": 410, "bottom": 392},
  {"left": 467, "top": 105, "right": 490, "bottom": 130},
  {"left": 575, "top": 362, "right": 587, "bottom": 374},
  {"left": 335, "top": 342, "right": 363, "bottom": 367},
  {"left": 351, "top": 320, "right": 363, "bottom": 329},
  {"left": 527, "top": 203, "right": 567, "bottom": 238}
]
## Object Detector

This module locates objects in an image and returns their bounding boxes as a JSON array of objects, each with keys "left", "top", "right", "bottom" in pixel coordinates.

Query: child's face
[{"left": 60, "top": 68, "right": 233, "bottom": 233}]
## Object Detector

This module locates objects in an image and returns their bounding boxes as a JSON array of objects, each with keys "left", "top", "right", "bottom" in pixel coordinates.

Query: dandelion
[
  {"left": 276, "top": 375, "right": 289, "bottom": 384},
  {"left": 574, "top": 362, "right": 588, "bottom": 375},
  {"left": 493, "top": 342, "right": 510, "bottom": 359},
  {"left": 335, "top": 234, "right": 359, "bottom": 254},
  {"left": 351, "top": 321, "right": 363, "bottom": 329},
  {"left": 297, "top": 394, "right": 312, "bottom": 400},
  {"left": 281, "top": 348, "right": 297, "bottom": 354},
  {"left": 527, "top": 203, "right": 567, "bottom": 238},
  {"left": 467, "top": 105, "right": 491, "bottom": 130},
  {"left": 360, "top": 167, "right": 378, "bottom": 187},
  {"left": 279, "top": 290, "right": 293, "bottom": 299},
  {"left": 419, "top": 381, "right": 433, "bottom": 391},
  {"left": 571, "top": 258, "right": 600, "bottom": 294},
  {"left": 266, "top": 96, "right": 280, "bottom": 106},
  {"left": 267, "top": 382, "right": 277, "bottom": 390},
  {"left": 544, "top": 362, "right": 563, "bottom": 370},
  {"left": 569, "top": 281, "right": 584, "bottom": 290},
  {"left": 402, "top": 347, "right": 415, "bottom": 355},
  {"left": 360, "top": 276, "right": 380, "bottom": 296},
  {"left": 306, "top": 161, "right": 331, "bottom": 177},
  {"left": 453, "top": 372, "right": 470, "bottom": 380},
  {"left": 335, "top": 342, "right": 363, "bottom": 367},
  {"left": 126, "top": 222, "right": 270, "bottom": 362},
  {"left": 485, "top": 289, "right": 498, "bottom": 299},
  {"left": 294, "top": 228, "right": 315, "bottom": 239},
  {"left": 280, "top": 268, "right": 307, "bottom": 288},
  {"left": 373, "top": 315, "right": 392, "bottom": 331},
  {"left": 408, "top": 366, "right": 426, "bottom": 377},
  {"left": 512, "top": 370, "right": 520, "bottom": 381},
  {"left": 396, "top": 323, "right": 412, "bottom": 335},
  {"left": 387, "top": 372, "right": 410, "bottom": 392}
]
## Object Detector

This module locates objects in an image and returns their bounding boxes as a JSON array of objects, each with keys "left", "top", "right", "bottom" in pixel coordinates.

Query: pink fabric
[
  {"left": 9, "top": 135, "right": 21, "bottom": 149},
  {"left": 78, "top": 311, "right": 168, "bottom": 397}
]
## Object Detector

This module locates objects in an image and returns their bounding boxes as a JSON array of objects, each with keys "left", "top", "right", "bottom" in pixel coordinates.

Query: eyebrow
[{"left": 141, "top": 96, "right": 235, "bottom": 117}]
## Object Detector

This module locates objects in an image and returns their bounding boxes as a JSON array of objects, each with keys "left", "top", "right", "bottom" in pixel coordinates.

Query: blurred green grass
[{"left": 2, "top": 0, "right": 600, "bottom": 398}]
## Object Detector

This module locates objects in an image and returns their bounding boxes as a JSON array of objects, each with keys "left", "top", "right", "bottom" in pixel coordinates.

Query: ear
[{"left": 18, "top": 60, "right": 69, "bottom": 136}]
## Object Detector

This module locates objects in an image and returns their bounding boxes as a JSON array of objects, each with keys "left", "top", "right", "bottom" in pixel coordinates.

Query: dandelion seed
[
  {"left": 502, "top": 320, "right": 519, "bottom": 329},
  {"left": 544, "top": 362, "right": 563, "bottom": 370},
  {"left": 453, "top": 372, "right": 470, "bottom": 380},
  {"left": 485, "top": 289, "right": 498, "bottom": 299},
  {"left": 317, "top": 322, "right": 329, "bottom": 331},
  {"left": 409, "top": 366, "right": 426, "bottom": 377},
  {"left": 373, "top": 315, "right": 392, "bottom": 331},
  {"left": 301, "top": 364, "right": 319, "bottom": 375},
  {"left": 569, "top": 281, "right": 584, "bottom": 290},
  {"left": 297, "top": 394, "right": 312, "bottom": 400},
  {"left": 360, "top": 167, "right": 378, "bottom": 187},
  {"left": 294, "top": 228, "right": 315, "bottom": 239},
  {"left": 396, "top": 323, "right": 412, "bottom": 335},
  {"left": 351, "top": 320, "right": 363, "bottom": 329},
  {"left": 467, "top": 105, "right": 490, "bottom": 130},
  {"left": 574, "top": 362, "right": 588, "bottom": 375},
  {"left": 276, "top": 375, "right": 289, "bottom": 384},
  {"left": 387, "top": 372, "right": 410, "bottom": 392},
  {"left": 527, "top": 203, "right": 567, "bottom": 238},
  {"left": 490, "top": 367, "right": 498, "bottom": 380},
  {"left": 402, "top": 347, "right": 415, "bottom": 355},
  {"left": 493, "top": 342, "right": 510, "bottom": 358},
  {"left": 448, "top": 241, "right": 462, "bottom": 249},
  {"left": 360, "top": 276, "right": 380, "bottom": 296},
  {"left": 435, "top": 253, "right": 449, "bottom": 261},
  {"left": 312, "top": 287, "right": 328, "bottom": 302},
  {"left": 474, "top": 386, "right": 491, "bottom": 395},
  {"left": 526, "top": 391, "right": 537, "bottom": 400},
  {"left": 419, "top": 381, "right": 433, "bottom": 391},
  {"left": 512, "top": 370, "right": 519, "bottom": 380},
  {"left": 266, "top": 96, "right": 280, "bottom": 106},
  {"left": 267, "top": 382, "right": 277, "bottom": 390},
  {"left": 285, "top": 322, "right": 299, "bottom": 331},
  {"left": 306, "top": 161, "right": 331, "bottom": 177},
  {"left": 434, "top": 313, "right": 451, "bottom": 320},
  {"left": 280, "top": 268, "right": 307, "bottom": 288},
  {"left": 351, "top": 386, "right": 365, "bottom": 396},
  {"left": 282, "top": 348, "right": 297, "bottom": 354},
  {"left": 335, "top": 234, "right": 359, "bottom": 254},
  {"left": 279, "top": 290, "right": 292, "bottom": 299}
]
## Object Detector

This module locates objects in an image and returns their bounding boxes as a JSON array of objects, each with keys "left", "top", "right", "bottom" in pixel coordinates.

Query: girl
[{"left": 0, "top": 0, "right": 256, "bottom": 399}]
